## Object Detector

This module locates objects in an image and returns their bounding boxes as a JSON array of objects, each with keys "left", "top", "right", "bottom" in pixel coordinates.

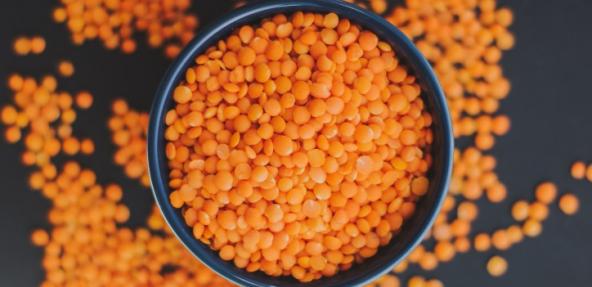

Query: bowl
[{"left": 147, "top": 0, "right": 454, "bottom": 286}]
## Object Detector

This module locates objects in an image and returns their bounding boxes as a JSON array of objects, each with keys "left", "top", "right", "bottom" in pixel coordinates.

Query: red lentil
[
  {"left": 486, "top": 255, "right": 507, "bottom": 277},
  {"left": 53, "top": 0, "right": 199, "bottom": 58},
  {"left": 559, "top": 193, "right": 579, "bottom": 215}
]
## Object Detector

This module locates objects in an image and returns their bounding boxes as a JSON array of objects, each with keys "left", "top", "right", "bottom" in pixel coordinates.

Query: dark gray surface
[{"left": 0, "top": 0, "right": 591, "bottom": 286}]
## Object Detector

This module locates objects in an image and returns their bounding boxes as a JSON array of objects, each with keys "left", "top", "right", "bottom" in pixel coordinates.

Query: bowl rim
[{"left": 147, "top": 0, "right": 454, "bottom": 286}]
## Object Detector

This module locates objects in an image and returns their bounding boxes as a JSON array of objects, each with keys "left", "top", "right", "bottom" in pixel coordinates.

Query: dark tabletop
[{"left": 1, "top": 0, "right": 591, "bottom": 286}]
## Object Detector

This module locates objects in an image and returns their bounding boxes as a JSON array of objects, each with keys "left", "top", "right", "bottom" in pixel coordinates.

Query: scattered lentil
[
  {"left": 559, "top": 193, "right": 579, "bottom": 215},
  {"left": 57, "top": 60, "right": 74, "bottom": 77},
  {"left": 535, "top": 182, "right": 557, "bottom": 204},
  {"left": 0, "top": 73, "right": 233, "bottom": 287},
  {"left": 75, "top": 91, "right": 93, "bottom": 109},
  {"left": 108, "top": 99, "right": 150, "bottom": 187},
  {"left": 586, "top": 165, "right": 592, "bottom": 182},
  {"left": 486, "top": 255, "right": 508, "bottom": 277},
  {"left": 30, "top": 229, "right": 49, "bottom": 247},
  {"left": 570, "top": 161, "right": 586, "bottom": 179},
  {"left": 12, "top": 1, "right": 583, "bottom": 286},
  {"left": 407, "top": 276, "right": 426, "bottom": 287},
  {"left": 53, "top": 0, "right": 199, "bottom": 58},
  {"left": 13, "top": 37, "right": 31, "bottom": 55}
]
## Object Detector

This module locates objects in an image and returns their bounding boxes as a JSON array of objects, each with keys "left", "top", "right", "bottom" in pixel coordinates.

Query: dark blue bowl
[{"left": 148, "top": 0, "right": 453, "bottom": 286}]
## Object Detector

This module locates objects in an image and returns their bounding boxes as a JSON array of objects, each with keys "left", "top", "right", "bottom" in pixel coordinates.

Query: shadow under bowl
[{"left": 147, "top": 0, "right": 454, "bottom": 286}]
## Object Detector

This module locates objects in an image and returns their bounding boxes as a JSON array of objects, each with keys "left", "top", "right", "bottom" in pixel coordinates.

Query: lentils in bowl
[{"left": 148, "top": 1, "right": 453, "bottom": 286}]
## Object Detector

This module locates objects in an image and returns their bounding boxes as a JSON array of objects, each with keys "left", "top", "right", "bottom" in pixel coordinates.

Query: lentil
[
  {"left": 535, "top": 182, "right": 557, "bottom": 204},
  {"left": 57, "top": 60, "right": 74, "bottom": 77},
  {"left": 570, "top": 161, "right": 586, "bottom": 179},
  {"left": 30, "top": 229, "right": 49, "bottom": 246},
  {"left": 53, "top": 0, "right": 198, "bottom": 58},
  {"left": 559, "top": 193, "right": 579, "bottom": 215},
  {"left": 30, "top": 36, "right": 46, "bottom": 54},
  {"left": 108, "top": 100, "right": 150, "bottom": 187},
  {"left": 0, "top": 73, "right": 233, "bottom": 287},
  {"left": 11, "top": 1, "right": 582, "bottom": 286}
]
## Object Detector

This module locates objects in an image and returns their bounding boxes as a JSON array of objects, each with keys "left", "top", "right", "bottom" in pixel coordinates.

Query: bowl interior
[{"left": 147, "top": 1, "right": 453, "bottom": 286}]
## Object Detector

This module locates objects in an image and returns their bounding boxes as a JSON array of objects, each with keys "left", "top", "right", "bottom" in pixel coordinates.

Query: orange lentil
[
  {"left": 164, "top": 12, "right": 433, "bottom": 281},
  {"left": 7, "top": 74, "right": 23, "bottom": 91},
  {"left": 173, "top": 86, "right": 192, "bottom": 104},
  {"left": 475, "top": 133, "right": 494, "bottom": 150},
  {"left": 522, "top": 219, "right": 542, "bottom": 238},
  {"left": 75, "top": 91, "right": 93, "bottom": 109},
  {"left": 369, "top": 0, "right": 388, "bottom": 14},
  {"left": 558, "top": 193, "right": 579, "bottom": 215},
  {"left": 454, "top": 237, "right": 471, "bottom": 253},
  {"left": 586, "top": 165, "right": 592, "bottom": 182},
  {"left": 30, "top": 36, "right": 46, "bottom": 54},
  {"left": 457, "top": 201, "right": 478, "bottom": 221},
  {"left": 418, "top": 252, "right": 438, "bottom": 271},
  {"left": 511, "top": 200, "right": 529, "bottom": 221},
  {"left": 411, "top": 176, "right": 429, "bottom": 196},
  {"left": 492, "top": 115, "right": 511, "bottom": 135},
  {"left": 407, "top": 276, "right": 426, "bottom": 287},
  {"left": 31, "top": 229, "right": 49, "bottom": 246},
  {"left": 80, "top": 138, "right": 95, "bottom": 155},
  {"left": 1, "top": 4, "right": 512, "bottom": 285},
  {"left": 62, "top": 137, "right": 80, "bottom": 155},
  {"left": 373, "top": 274, "right": 400, "bottom": 287},
  {"left": 528, "top": 202, "right": 549, "bottom": 221},
  {"left": 359, "top": 31, "right": 378, "bottom": 51},
  {"left": 507, "top": 225, "right": 523, "bottom": 244},
  {"left": 487, "top": 255, "right": 508, "bottom": 277},
  {"left": 5, "top": 126, "right": 21, "bottom": 143},
  {"left": 434, "top": 241, "right": 455, "bottom": 262},
  {"left": 486, "top": 182, "right": 506, "bottom": 203},
  {"left": 392, "top": 261, "right": 408, "bottom": 274},
  {"left": 570, "top": 161, "right": 586, "bottom": 179},
  {"left": 54, "top": 0, "right": 198, "bottom": 58}
]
